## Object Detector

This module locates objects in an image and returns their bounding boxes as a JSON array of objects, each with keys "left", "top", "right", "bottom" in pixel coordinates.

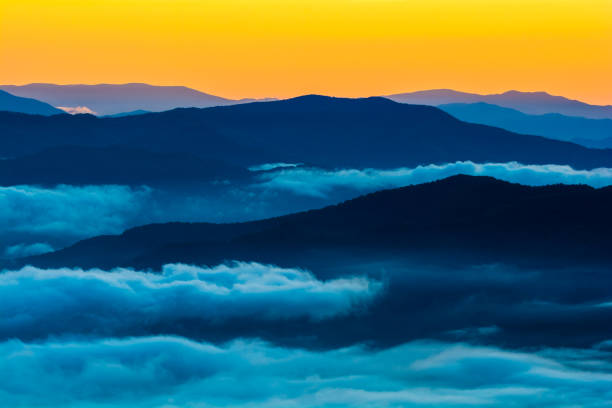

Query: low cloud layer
[
  {"left": 0, "top": 262, "right": 380, "bottom": 340},
  {"left": 0, "top": 184, "right": 152, "bottom": 237},
  {"left": 254, "top": 161, "right": 612, "bottom": 197},
  {"left": 249, "top": 162, "right": 302, "bottom": 171},
  {"left": 8, "top": 161, "right": 612, "bottom": 257},
  {"left": 0, "top": 183, "right": 329, "bottom": 251},
  {"left": 2, "top": 336, "right": 611, "bottom": 407},
  {"left": 3, "top": 242, "right": 53, "bottom": 258},
  {"left": 4, "top": 259, "right": 612, "bottom": 349}
]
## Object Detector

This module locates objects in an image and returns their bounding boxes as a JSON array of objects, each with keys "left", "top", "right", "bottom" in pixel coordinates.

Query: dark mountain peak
[
  {"left": 20, "top": 174, "right": 612, "bottom": 271},
  {"left": 3, "top": 94, "right": 612, "bottom": 171},
  {"left": 233, "top": 94, "right": 443, "bottom": 116},
  {"left": 285, "top": 94, "right": 396, "bottom": 106},
  {"left": 322, "top": 174, "right": 596, "bottom": 227},
  {"left": 427, "top": 173, "right": 507, "bottom": 186},
  {"left": 337, "top": 174, "right": 517, "bottom": 205},
  {"left": 279, "top": 94, "right": 340, "bottom": 104},
  {"left": 426, "top": 173, "right": 594, "bottom": 193}
]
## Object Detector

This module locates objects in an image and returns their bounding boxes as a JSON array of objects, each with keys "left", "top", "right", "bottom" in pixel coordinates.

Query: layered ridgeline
[
  {"left": 23, "top": 175, "right": 612, "bottom": 270},
  {"left": 387, "top": 89, "right": 612, "bottom": 119},
  {"left": 0, "top": 83, "right": 273, "bottom": 116},
  {"left": 2, "top": 96, "right": 612, "bottom": 186},
  {"left": 439, "top": 102, "right": 612, "bottom": 148},
  {"left": 0, "top": 90, "right": 64, "bottom": 116},
  {"left": 15, "top": 175, "right": 612, "bottom": 351}
]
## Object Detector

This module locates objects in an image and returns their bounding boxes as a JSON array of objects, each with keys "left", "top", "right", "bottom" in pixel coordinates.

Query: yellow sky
[{"left": 1, "top": 0, "right": 611, "bottom": 104}]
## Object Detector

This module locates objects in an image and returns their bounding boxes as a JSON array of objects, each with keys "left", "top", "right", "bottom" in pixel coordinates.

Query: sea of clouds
[
  {"left": 0, "top": 184, "right": 152, "bottom": 237},
  {"left": 7, "top": 161, "right": 612, "bottom": 257},
  {"left": 0, "top": 262, "right": 380, "bottom": 340},
  {"left": 253, "top": 161, "right": 612, "bottom": 197},
  {"left": 2, "top": 335, "right": 611, "bottom": 407}
]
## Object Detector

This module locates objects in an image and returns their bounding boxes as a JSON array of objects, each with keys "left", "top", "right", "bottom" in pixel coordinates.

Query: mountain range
[
  {"left": 0, "top": 90, "right": 64, "bottom": 116},
  {"left": 2, "top": 83, "right": 611, "bottom": 121},
  {"left": 387, "top": 89, "right": 612, "bottom": 119},
  {"left": 439, "top": 102, "right": 612, "bottom": 148},
  {"left": 4, "top": 85, "right": 612, "bottom": 380},
  {"left": 13, "top": 174, "right": 612, "bottom": 353},
  {"left": 1, "top": 96, "right": 612, "bottom": 183},
  {"left": 20, "top": 174, "right": 612, "bottom": 271},
  {"left": 0, "top": 83, "right": 273, "bottom": 116}
]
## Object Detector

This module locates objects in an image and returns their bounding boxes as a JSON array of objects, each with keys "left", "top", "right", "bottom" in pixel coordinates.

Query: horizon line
[{"left": 2, "top": 82, "right": 611, "bottom": 107}]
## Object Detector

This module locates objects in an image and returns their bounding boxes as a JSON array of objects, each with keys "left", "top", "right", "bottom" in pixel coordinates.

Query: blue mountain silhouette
[
  {"left": 0, "top": 90, "right": 63, "bottom": 116},
  {"left": 0, "top": 83, "right": 272, "bottom": 115},
  {"left": 439, "top": 102, "right": 612, "bottom": 148},
  {"left": 1, "top": 95, "right": 612, "bottom": 174},
  {"left": 387, "top": 89, "right": 612, "bottom": 119}
]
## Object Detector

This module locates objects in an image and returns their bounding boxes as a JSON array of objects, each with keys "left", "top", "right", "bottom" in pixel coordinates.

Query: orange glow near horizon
[{"left": 1, "top": 0, "right": 611, "bottom": 104}]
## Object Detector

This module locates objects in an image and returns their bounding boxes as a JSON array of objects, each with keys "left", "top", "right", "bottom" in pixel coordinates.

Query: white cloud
[
  {"left": 254, "top": 161, "right": 612, "bottom": 197},
  {"left": 0, "top": 182, "right": 333, "bottom": 248},
  {"left": 56, "top": 106, "right": 98, "bottom": 115},
  {"left": 8, "top": 161, "right": 612, "bottom": 254},
  {"left": 1, "top": 336, "right": 611, "bottom": 407},
  {"left": 0, "top": 262, "right": 381, "bottom": 339},
  {"left": 249, "top": 163, "right": 303, "bottom": 171},
  {"left": 0, "top": 184, "right": 152, "bottom": 237},
  {"left": 3, "top": 242, "right": 53, "bottom": 258}
]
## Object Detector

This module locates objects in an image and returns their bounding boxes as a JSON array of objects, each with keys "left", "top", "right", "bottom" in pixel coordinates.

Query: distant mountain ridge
[
  {"left": 439, "top": 102, "right": 612, "bottom": 148},
  {"left": 0, "top": 90, "right": 64, "bottom": 116},
  {"left": 0, "top": 83, "right": 273, "bottom": 116},
  {"left": 3, "top": 84, "right": 609, "bottom": 118},
  {"left": 2, "top": 95, "right": 612, "bottom": 173},
  {"left": 387, "top": 89, "right": 612, "bottom": 119}
]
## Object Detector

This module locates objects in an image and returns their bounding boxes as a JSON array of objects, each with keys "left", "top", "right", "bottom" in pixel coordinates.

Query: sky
[
  {"left": 3, "top": 3, "right": 612, "bottom": 406},
  {"left": 1, "top": 0, "right": 611, "bottom": 104}
]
